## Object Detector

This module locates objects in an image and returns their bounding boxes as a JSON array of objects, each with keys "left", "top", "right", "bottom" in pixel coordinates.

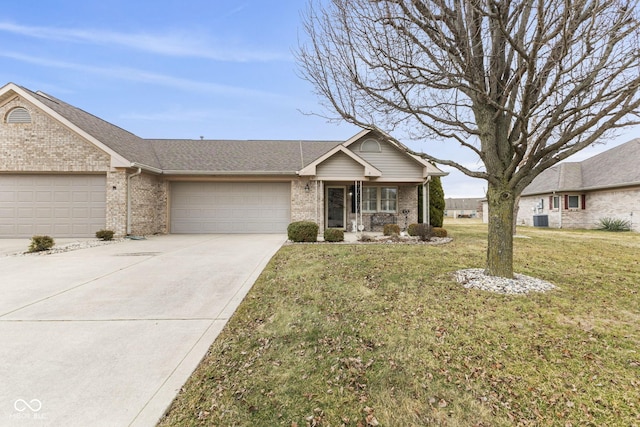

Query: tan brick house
[
  {"left": 516, "top": 139, "right": 640, "bottom": 231},
  {"left": 0, "top": 82, "right": 446, "bottom": 238}
]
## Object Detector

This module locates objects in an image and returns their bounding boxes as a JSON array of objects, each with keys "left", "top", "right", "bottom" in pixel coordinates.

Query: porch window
[
  {"left": 361, "top": 186, "right": 398, "bottom": 213},
  {"left": 380, "top": 187, "right": 397, "bottom": 212},
  {"left": 363, "top": 187, "right": 377, "bottom": 212}
]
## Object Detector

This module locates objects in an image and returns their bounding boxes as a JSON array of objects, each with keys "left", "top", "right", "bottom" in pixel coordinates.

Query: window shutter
[
  {"left": 564, "top": 195, "right": 569, "bottom": 210},
  {"left": 350, "top": 185, "right": 356, "bottom": 213},
  {"left": 581, "top": 194, "right": 586, "bottom": 210},
  {"left": 549, "top": 196, "right": 553, "bottom": 209}
]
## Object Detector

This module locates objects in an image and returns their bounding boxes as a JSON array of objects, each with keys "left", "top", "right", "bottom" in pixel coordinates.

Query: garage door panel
[
  {"left": 0, "top": 175, "right": 106, "bottom": 238},
  {"left": 171, "top": 182, "right": 290, "bottom": 234}
]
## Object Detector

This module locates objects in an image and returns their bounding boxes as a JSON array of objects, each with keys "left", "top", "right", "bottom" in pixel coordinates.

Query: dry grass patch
[{"left": 159, "top": 224, "right": 640, "bottom": 426}]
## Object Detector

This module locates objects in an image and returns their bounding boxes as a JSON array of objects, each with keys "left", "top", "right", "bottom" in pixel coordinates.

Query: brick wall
[
  {"left": 518, "top": 188, "right": 640, "bottom": 231},
  {"left": 0, "top": 98, "right": 111, "bottom": 171},
  {"left": 106, "top": 171, "right": 128, "bottom": 236},
  {"left": 129, "top": 173, "right": 167, "bottom": 235},
  {"left": 291, "top": 179, "right": 323, "bottom": 227}
]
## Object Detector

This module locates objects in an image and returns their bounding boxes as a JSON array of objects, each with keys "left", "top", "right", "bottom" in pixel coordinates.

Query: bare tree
[{"left": 297, "top": 0, "right": 640, "bottom": 278}]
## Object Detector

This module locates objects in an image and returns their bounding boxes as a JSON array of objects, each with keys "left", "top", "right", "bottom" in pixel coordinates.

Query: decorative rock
[{"left": 454, "top": 268, "right": 556, "bottom": 295}]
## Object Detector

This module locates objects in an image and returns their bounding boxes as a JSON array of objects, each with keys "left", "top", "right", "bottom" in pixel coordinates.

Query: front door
[{"left": 327, "top": 186, "right": 345, "bottom": 228}]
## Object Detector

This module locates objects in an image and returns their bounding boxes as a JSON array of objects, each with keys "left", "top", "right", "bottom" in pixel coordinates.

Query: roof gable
[
  {"left": 0, "top": 83, "right": 132, "bottom": 168},
  {"left": 298, "top": 143, "right": 381, "bottom": 177}
]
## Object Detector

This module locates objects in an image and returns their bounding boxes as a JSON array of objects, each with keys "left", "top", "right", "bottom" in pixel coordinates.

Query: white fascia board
[{"left": 2, "top": 83, "right": 131, "bottom": 168}]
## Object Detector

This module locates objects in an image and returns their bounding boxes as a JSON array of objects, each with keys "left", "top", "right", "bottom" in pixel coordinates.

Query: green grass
[{"left": 159, "top": 223, "right": 640, "bottom": 426}]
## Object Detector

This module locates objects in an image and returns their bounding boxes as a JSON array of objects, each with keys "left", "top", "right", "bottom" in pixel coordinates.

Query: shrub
[
  {"left": 96, "top": 229, "right": 115, "bottom": 241},
  {"left": 323, "top": 228, "right": 344, "bottom": 242},
  {"left": 597, "top": 217, "right": 631, "bottom": 232},
  {"left": 287, "top": 221, "right": 319, "bottom": 242},
  {"left": 432, "top": 227, "right": 448, "bottom": 238},
  {"left": 407, "top": 223, "right": 433, "bottom": 241},
  {"left": 29, "top": 235, "right": 55, "bottom": 252},
  {"left": 383, "top": 223, "right": 401, "bottom": 236}
]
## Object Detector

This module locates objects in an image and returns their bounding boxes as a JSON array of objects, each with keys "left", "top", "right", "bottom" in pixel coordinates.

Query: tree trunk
[{"left": 485, "top": 183, "right": 515, "bottom": 278}]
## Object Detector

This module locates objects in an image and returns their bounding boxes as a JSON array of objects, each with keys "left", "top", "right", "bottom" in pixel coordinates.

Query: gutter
[{"left": 126, "top": 167, "right": 142, "bottom": 235}]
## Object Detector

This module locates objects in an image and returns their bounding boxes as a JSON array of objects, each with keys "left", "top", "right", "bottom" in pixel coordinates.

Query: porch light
[{"left": 305, "top": 183, "right": 310, "bottom": 192}]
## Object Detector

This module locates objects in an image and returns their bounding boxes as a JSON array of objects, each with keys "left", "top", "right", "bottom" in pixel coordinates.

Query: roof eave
[{"left": 161, "top": 170, "right": 298, "bottom": 176}]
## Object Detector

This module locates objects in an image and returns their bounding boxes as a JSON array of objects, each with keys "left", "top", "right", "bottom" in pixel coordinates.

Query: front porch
[{"left": 291, "top": 179, "right": 421, "bottom": 232}]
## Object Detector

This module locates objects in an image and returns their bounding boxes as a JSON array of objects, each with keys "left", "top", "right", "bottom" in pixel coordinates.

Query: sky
[{"left": 0, "top": 0, "right": 637, "bottom": 198}]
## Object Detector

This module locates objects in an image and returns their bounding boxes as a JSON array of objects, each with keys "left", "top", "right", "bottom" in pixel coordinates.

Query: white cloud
[
  {"left": 0, "top": 21, "right": 288, "bottom": 62},
  {"left": 0, "top": 51, "right": 289, "bottom": 100}
]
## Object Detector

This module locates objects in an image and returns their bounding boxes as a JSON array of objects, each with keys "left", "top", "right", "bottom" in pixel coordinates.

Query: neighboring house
[
  {"left": 0, "top": 82, "right": 447, "bottom": 238},
  {"left": 516, "top": 139, "right": 640, "bottom": 231},
  {"left": 444, "top": 197, "right": 483, "bottom": 219}
]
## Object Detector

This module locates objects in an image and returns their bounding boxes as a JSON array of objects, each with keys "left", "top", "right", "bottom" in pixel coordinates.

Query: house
[
  {"left": 444, "top": 197, "right": 483, "bottom": 219},
  {"left": 0, "top": 82, "right": 447, "bottom": 238},
  {"left": 516, "top": 139, "right": 640, "bottom": 231}
]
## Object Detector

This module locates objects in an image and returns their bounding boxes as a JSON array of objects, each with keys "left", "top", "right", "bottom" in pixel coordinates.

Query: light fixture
[{"left": 304, "top": 183, "right": 310, "bottom": 192}]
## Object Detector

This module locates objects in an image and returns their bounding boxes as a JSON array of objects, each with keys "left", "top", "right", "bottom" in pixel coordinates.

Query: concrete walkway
[{"left": 0, "top": 234, "right": 285, "bottom": 426}]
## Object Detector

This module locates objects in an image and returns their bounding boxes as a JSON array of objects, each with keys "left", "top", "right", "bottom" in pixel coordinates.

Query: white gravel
[
  {"left": 454, "top": 268, "right": 557, "bottom": 295},
  {"left": 9, "top": 238, "right": 125, "bottom": 256}
]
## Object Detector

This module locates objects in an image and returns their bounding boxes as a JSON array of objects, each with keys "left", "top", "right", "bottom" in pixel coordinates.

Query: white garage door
[
  {"left": 0, "top": 175, "right": 106, "bottom": 238},
  {"left": 170, "top": 182, "right": 291, "bottom": 233}
]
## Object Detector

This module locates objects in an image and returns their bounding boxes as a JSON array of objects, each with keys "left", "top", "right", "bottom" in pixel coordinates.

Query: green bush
[
  {"left": 96, "top": 229, "right": 115, "bottom": 241},
  {"left": 29, "top": 235, "right": 55, "bottom": 252},
  {"left": 287, "top": 221, "right": 319, "bottom": 242},
  {"left": 433, "top": 227, "right": 448, "bottom": 238},
  {"left": 383, "top": 223, "right": 401, "bottom": 236},
  {"left": 407, "top": 223, "right": 432, "bottom": 241},
  {"left": 323, "top": 228, "right": 344, "bottom": 242},
  {"left": 597, "top": 217, "right": 631, "bottom": 232}
]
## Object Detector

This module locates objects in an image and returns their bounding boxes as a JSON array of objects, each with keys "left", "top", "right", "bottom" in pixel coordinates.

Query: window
[
  {"left": 564, "top": 194, "right": 586, "bottom": 209},
  {"left": 362, "top": 187, "right": 377, "bottom": 212},
  {"left": 552, "top": 196, "right": 560, "bottom": 209},
  {"left": 360, "top": 138, "right": 381, "bottom": 152},
  {"left": 361, "top": 186, "right": 397, "bottom": 212},
  {"left": 6, "top": 107, "right": 32, "bottom": 124},
  {"left": 380, "top": 187, "right": 397, "bottom": 212},
  {"left": 568, "top": 195, "right": 580, "bottom": 209}
]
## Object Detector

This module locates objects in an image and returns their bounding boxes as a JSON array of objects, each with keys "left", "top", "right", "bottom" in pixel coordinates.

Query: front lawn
[{"left": 159, "top": 223, "right": 640, "bottom": 426}]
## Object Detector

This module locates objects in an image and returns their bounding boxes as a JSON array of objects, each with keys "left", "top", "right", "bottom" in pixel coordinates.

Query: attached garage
[
  {"left": 170, "top": 182, "right": 291, "bottom": 234},
  {"left": 0, "top": 174, "right": 106, "bottom": 238}
]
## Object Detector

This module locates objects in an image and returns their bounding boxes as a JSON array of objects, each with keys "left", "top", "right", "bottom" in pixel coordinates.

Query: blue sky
[{"left": 0, "top": 1, "right": 637, "bottom": 198}]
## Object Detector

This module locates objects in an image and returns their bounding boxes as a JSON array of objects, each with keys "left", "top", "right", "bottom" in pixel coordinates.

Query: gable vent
[
  {"left": 6, "top": 107, "right": 32, "bottom": 124},
  {"left": 360, "top": 138, "right": 381, "bottom": 152}
]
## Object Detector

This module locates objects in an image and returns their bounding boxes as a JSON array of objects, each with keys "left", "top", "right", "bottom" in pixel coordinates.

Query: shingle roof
[
  {"left": 22, "top": 87, "right": 162, "bottom": 168},
  {"left": 147, "top": 139, "right": 340, "bottom": 173},
  {"left": 522, "top": 139, "right": 640, "bottom": 195},
  {"left": 21, "top": 86, "right": 340, "bottom": 173}
]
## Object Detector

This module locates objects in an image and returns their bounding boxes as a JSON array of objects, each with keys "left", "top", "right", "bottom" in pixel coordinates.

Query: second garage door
[{"left": 170, "top": 182, "right": 291, "bottom": 234}]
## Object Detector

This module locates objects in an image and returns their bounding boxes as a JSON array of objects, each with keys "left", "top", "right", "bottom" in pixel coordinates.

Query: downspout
[
  {"left": 126, "top": 167, "right": 142, "bottom": 235},
  {"left": 423, "top": 176, "right": 431, "bottom": 225}
]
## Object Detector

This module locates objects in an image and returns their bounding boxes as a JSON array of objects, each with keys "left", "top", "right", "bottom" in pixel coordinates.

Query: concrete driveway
[{"left": 0, "top": 234, "right": 285, "bottom": 426}]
